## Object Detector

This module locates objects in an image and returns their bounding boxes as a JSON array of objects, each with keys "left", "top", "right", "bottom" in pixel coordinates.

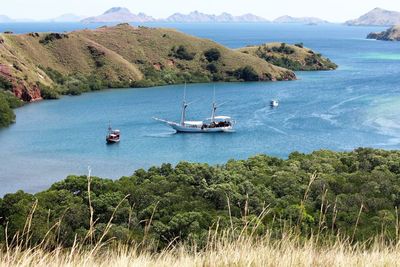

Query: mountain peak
[
  {"left": 104, "top": 7, "right": 131, "bottom": 14},
  {"left": 165, "top": 11, "right": 267, "bottom": 23},
  {"left": 274, "top": 15, "right": 327, "bottom": 24},
  {"left": 82, "top": 7, "right": 155, "bottom": 23},
  {"left": 346, "top": 7, "right": 400, "bottom": 26}
]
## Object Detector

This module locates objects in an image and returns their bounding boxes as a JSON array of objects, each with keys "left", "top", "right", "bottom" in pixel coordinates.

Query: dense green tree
[
  {"left": 0, "top": 93, "right": 16, "bottom": 127},
  {"left": 1, "top": 148, "right": 400, "bottom": 247},
  {"left": 204, "top": 48, "right": 221, "bottom": 62},
  {"left": 234, "top": 66, "right": 259, "bottom": 81}
]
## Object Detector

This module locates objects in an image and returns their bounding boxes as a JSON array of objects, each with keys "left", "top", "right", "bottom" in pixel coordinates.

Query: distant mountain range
[
  {"left": 80, "top": 8, "right": 334, "bottom": 24},
  {"left": 81, "top": 8, "right": 268, "bottom": 23},
  {"left": 50, "top": 14, "right": 84, "bottom": 22},
  {"left": 0, "top": 15, "right": 13, "bottom": 23},
  {"left": 0, "top": 13, "right": 84, "bottom": 23},
  {"left": 5, "top": 7, "right": 399, "bottom": 25},
  {"left": 163, "top": 11, "right": 268, "bottom": 23},
  {"left": 273, "top": 15, "right": 328, "bottom": 24},
  {"left": 81, "top": 7, "right": 155, "bottom": 23},
  {"left": 345, "top": 8, "right": 400, "bottom": 26}
]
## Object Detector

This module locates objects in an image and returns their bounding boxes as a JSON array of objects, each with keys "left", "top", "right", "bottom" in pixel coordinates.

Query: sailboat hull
[{"left": 169, "top": 123, "right": 233, "bottom": 133}]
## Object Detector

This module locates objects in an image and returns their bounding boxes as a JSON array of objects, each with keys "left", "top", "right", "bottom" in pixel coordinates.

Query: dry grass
[
  {"left": 2, "top": 233, "right": 400, "bottom": 267},
  {"left": 1, "top": 173, "right": 399, "bottom": 266}
]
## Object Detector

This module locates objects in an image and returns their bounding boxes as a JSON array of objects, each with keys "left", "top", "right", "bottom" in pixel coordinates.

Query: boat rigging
[{"left": 154, "top": 85, "right": 234, "bottom": 133}]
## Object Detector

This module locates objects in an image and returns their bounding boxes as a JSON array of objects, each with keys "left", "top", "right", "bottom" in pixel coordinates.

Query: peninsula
[
  {"left": 367, "top": 25, "right": 400, "bottom": 41},
  {"left": 239, "top": 43, "right": 337, "bottom": 71}
]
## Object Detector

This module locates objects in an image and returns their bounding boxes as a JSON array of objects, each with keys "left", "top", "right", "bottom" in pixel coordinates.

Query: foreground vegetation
[
  {"left": 1, "top": 148, "right": 400, "bottom": 250},
  {"left": 2, "top": 230, "right": 400, "bottom": 266},
  {"left": 1, "top": 148, "right": 400, "bottom": 265}
]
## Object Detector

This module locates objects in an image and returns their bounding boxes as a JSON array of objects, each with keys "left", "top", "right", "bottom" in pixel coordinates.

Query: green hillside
[{"left": 239, "top": 42, "right": 338, "bottom": 71}]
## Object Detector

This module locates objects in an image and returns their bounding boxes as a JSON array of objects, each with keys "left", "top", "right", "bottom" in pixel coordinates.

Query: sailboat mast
[
  {"left": 211, "top": 86, "right": 217, "bottom": 123},
  {"left": 180, "top": 83, "right": 187, "bottom": 125}
]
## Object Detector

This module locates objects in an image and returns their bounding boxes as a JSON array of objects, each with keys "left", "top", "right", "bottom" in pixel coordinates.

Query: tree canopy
[{"left": 1, "top": 148, "right": 400, "bottom": 248}]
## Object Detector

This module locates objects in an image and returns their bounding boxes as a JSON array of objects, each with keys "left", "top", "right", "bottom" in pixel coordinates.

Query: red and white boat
[{"left": 106, "top": 125, "right": 120, "bottom": 144}]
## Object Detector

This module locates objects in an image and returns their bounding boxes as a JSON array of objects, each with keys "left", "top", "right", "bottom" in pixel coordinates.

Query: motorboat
[
  {"left": 270, "top": 100, "right": 279, "bottom": 108},
  {"left": 106, "top": 124, "right": 120, "bottom": 144}
]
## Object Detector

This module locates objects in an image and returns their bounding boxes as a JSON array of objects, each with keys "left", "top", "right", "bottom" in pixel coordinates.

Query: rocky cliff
[{"left": 367, "top": 25, "right": 400, "bottom": 41}]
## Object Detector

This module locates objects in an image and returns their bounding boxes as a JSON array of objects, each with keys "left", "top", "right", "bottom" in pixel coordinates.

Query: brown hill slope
[{"left": 0, "top": 24, "right": 295, "bottom": 102}]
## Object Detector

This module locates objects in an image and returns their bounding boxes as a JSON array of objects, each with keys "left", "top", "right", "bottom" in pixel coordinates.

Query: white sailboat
[{"left": 154, "top": 85, "right": 234, "bottom": 133}]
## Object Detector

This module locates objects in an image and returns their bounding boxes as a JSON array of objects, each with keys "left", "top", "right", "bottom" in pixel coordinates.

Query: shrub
[
  {"left": 87, "top": 45, "right": 106, "bottom": 68},
  {"left": 263, "top": 55, "right": 302, "bottom": 71},
  {"left": 43, "top": 67, "right": 65, "bottom": 85},
  {"left": 0, "top": 93, "right": 16, "bottom": 127},
  {"left": 206, "top": 63, "right": 218, "bottom": 73},
  {"left": 38, "top": 83, "right": 59, "bottom": 99},
  {"left": 204, "top": 48, "right": 221, "bottom": 62},
  {"left": 212, "top": 73, "right": 224, "bottom": 81},
  {"left": 294, "top": 42, "right": 304, "bottom": 48},
  {"left": 234, "top": 66, "right": 259, "bottom": 81},
  {"left": 272, "top": 43, "right": 295, "bottom": 54},
  {"left": 0, "top": 76, "right": 13, "bottom": 91},
  {"left": 39, "top": 33, "right": 69, "bottom": 45},
  {"left": 171, "top": 45, "right": 196, "bottom": 60}
]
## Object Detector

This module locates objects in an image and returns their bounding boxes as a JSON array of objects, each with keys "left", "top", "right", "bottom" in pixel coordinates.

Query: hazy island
[
  {"left": 81, "top": 7, "right": 268, "bottom": 24},
  {"left": 273, "top": 15, "right": 328, "bottom": 24},
  {"left": 346, "top": 7, "right": 400, "bottom": 26},
  {"left": 367, "top": 25, "right": 400, "bottom": 41},
  {"left": 0, "top": 24, "right": 337, "bottom": 128}
]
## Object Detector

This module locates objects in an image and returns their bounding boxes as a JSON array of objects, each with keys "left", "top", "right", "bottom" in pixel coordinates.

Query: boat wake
[
  {"left": 145, "top": 132, "right": 175, "bottom": 138},
  {"left": 328, "top": 94, "right": 368, "bottom": 111},
  {"left": 363, "top": 97, "right": 400, "bottom": 145}
]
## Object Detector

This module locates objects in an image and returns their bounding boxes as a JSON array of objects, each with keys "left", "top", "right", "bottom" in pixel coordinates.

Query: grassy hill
[
  {"left": 239, "top": 42, "right": 337, "bottom": 71},
  {"left": 0, "top": 24, "right": 295, "bottom": 102}
]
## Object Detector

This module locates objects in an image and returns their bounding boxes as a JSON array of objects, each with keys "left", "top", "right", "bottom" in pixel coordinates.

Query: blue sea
[{"left": 0, "top": 22, "right": 399, "bottom": 195}]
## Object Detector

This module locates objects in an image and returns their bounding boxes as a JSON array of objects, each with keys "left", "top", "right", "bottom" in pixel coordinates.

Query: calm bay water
[{"left": 0, "top": 23, "right": 399, "bottom": 195}]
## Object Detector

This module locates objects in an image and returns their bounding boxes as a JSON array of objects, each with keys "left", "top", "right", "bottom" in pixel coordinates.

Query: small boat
[
  {"left": 270, "top": 100, "right": 279, "bottom": 108},
  {"left": 106, "top": 124, "right": 120, "bottom": 144},
  {"left": 154, "top": 85, "right": 234, "bottom": 133}
]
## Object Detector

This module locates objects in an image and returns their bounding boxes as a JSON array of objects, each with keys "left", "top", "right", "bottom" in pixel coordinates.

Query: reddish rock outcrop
[
  {"left": 13, "top": 82, "right": 42, "bottom": 102},
  {"left": 0, "top": 64, "right": 12, "bottom": 78},
  {"left": 0, "top": 64, "right": 42, "bottom": 102}
]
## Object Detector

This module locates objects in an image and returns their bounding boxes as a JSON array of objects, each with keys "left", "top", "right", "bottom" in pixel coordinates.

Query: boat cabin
[{"left": 202, "top": 116, "right": 233, "bottom": 128}]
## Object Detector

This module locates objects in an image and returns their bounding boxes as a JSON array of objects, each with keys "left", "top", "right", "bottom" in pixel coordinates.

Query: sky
[{"left": 1, "top": 0, "right": 400, "bottom": 22}]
